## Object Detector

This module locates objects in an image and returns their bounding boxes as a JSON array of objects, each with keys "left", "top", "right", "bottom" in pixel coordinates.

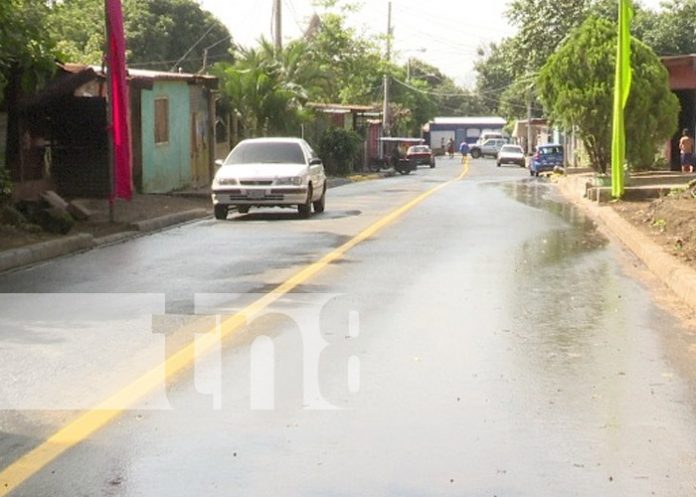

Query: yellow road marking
[{"left": 0, "top": 160, "right": 469, "bottom": 495}]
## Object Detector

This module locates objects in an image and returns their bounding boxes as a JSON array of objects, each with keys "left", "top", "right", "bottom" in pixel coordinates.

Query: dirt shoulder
[{"left": 611, "top": 191, "right": 696, "bottom": 267}]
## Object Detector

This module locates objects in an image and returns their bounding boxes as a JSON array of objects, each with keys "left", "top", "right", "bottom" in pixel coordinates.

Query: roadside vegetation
[
  {"left": 536, "top": 16, "right": 678, "bottom": 174},
  {"left": 1, "top": 0, "right": 694, "bottom": 174}
]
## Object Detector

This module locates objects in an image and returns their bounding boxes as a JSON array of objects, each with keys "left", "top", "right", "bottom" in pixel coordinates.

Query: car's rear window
[
  {"left": 501, "top": 145, "right": 522, "bottom": 152},
  {"left": 408, "top": 146, "right": 430, "bottom": 153},
  {"left": 539, "top": 146, "right": 563, "bottom": 155},
  {"left": 224, "top": 142, "right": 306, "bottom": 165}
]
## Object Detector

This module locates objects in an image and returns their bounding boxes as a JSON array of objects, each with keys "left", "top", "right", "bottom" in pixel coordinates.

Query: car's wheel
[
  {"left": 496, "top": 162, "right": 501, "bottom": 167},
  {"left": 519, "top": 162, "right": 526, "bottom": 168},
  {"left": 298, "top": 185, "right": 312, "bottom": 218},
  {"left": 238, "top": 206, "right": 250, "bottom": 214},
  {"left": 313, "top": 185, "right": 326, "bottom": 213},
  {"left": 470, "top": 149, "right": 481, "bottom": 159},
  {"left": 214, "top": 204, "right": 228, "bottom": 220},
  {"left": 529, "top": 169, "right": 535, "bottom": 176},
  {"left": 430, "top": 160, "right": 435, "bottom": 168}
]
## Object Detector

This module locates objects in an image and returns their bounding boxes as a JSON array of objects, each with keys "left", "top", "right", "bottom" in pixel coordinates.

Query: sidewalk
[{"left": 0, "top": 193, "right": 211, "bottom": 273}]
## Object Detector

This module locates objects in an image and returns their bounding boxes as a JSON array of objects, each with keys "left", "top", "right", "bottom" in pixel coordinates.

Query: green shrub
[
  {"left": 0, "top": 205, "right": 27, "bottom": 227},
  {"left": 39, "top": 208, "right": 74, "bottom": 234},
  {"left": 318, "top": 128, "right": 363, "bottom": 176}
]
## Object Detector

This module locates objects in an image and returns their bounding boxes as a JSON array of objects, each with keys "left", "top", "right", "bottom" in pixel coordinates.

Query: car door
[
  {"left": 305, "top": 143, "right": 326, "bottom": 198},
  {"left": 481, "top": 140, "right": 496, "bottom": 155}
]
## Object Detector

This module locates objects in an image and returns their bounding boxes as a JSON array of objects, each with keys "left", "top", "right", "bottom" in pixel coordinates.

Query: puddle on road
[
  {"left": 487, "top": 179, "right": 696, "bottom": 423},
  {"left": 501, "top": 180, "right": 608, "bottom": 259}
]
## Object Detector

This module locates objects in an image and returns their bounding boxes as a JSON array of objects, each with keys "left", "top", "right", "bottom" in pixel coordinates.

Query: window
[
  {"left": 224, "top": 142, "right": 306, "bottom": 165},
  {"left": 154, "top": 98, "right": 169, "bottom": 144}
]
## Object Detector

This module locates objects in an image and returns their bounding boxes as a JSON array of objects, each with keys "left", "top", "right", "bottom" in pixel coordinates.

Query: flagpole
[
  {"left": 104, "top": 0, "right": 115, "bottom": 222},
  {"left": 611, "top": 0, "right": 633, "bottom": 199},
  {"left": 104, "top": 0, "right": 133, "bottom": 210}
]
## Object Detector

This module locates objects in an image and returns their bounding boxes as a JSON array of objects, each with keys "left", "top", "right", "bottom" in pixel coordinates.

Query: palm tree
[{"left": 214, "top": 37, "right": 331, "bottom": 138}]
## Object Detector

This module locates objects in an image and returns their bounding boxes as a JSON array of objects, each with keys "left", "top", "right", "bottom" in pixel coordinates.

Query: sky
[{"left": 198, "top": 0, "right": 665, "bottom": 87}]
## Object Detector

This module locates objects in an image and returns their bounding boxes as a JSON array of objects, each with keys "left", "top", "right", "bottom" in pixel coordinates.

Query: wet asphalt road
[{"left": 1, "top": 157, "right": 696, "bottom": 496}]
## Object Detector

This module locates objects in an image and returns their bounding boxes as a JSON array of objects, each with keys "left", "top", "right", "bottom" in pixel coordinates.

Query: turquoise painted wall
[{"left": 140, "top": 81, "right": 191, "bottom": 193}]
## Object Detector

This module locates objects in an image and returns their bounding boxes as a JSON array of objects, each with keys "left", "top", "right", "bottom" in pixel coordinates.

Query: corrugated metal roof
[
  {"left": 431, "top": 116, "right": 506, "bottom": 126},
  {"left": 661, "top": 54, "right": 696, "bottom": 63},
  {"left": 126, "top": 68, "right": 217, "bottom": 83},
  {"left": 308, "top": 102, "right": 377, "bottom": 113},
  {"left": 61, "top": 63, "right": 217, "bottom": 84}
]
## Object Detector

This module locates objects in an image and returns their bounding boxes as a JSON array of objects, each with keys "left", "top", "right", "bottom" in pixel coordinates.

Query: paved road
[{"left": 1, "top": 157, "right": 695, "bottom": 496}]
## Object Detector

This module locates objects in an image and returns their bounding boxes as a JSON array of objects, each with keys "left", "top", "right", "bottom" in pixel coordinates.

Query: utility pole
[
  {"left": 526, "top": 84, "right": 533, "bottom": 156},
  {"left": 273, "top": 0, "right": 282, "bottom": 52},
  {"left": 382, "top": 1, "right": 392, "bottom": 137}
]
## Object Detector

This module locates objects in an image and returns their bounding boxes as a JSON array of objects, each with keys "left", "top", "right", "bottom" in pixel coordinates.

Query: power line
[
  {"left": 169, "top": 23, "right": 218, "bottom": 71},
  {"left": 391, "top": 77, "right": 542, "bottom": 114},
  {"left": 284, "top": 0, "right": 307, "bottom": 34}
]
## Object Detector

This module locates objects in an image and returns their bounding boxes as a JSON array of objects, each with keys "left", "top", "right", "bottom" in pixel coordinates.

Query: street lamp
[{"left": 403, "top": 48, "right": 427, "bottom": 81}]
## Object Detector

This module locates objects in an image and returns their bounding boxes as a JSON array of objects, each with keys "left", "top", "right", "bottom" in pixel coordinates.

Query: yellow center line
[{"left": 0, "top": 159, "right": 470, "bottom": 495}]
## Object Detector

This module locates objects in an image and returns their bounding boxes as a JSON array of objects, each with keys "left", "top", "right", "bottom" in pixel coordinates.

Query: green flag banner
[{"left": 611, "top": 0, "right": 633, "bottom": 198}]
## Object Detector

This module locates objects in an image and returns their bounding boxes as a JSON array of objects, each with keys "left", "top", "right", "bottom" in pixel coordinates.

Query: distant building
[
  {"left": 511, "top": 118, "right": 549, "bottom": 154},
  {"left": 422, "top": 117, "right": 507, "bottom": 153}
]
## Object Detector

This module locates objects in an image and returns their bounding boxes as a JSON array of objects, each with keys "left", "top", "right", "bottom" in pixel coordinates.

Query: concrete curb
[
  {"left": 0, "top": 233, "right": 95, "bottom": 273},
  {"left": 0, "top": 209, "right": 211, "bottom": 274},
  {"left": 128, "top": 208, "right": 209, "bottom": 232},
  {"left": 557, "top": 178, "right": 696, "bottom": 311}
]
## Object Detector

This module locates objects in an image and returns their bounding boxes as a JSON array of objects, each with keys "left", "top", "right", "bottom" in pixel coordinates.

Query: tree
[
  {"left": 0, "top": 0, "right": 55, "bottom": 106},
  {"left": 48, "top": 0, "right": 233, "bottom": 72},
  {"left": 474, "top": 40, "right": 517, "bottom": 115},
  {"left": 506, "top": 0, "right": 592, "bottom": 72},
  {"left": 303, "top": 11, "right": 384, "bottom": 104},
  {"left": 638, "top": 0, "right": 696, "bottom": 55},
  {"left": 473, "top": 0, "right": 657, "bottom": 119},
  {"left": 537, "top": 16, "right": 679, "bottom": 173},
  {"left": 256, "top": 38, "right": 331, "bottom": 103},
  {"left": 214, "top": 43, "right": 310, "bottom": 138}
]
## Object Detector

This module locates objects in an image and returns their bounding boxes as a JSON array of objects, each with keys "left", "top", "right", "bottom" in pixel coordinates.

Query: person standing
[
  {"left": 446, "top": 138, "right": 454, "bottom": 159},
  {"left": 459, "top": 140, "right": 469, "bottom": 161},
  {"left": 679, "top": 128, "right": 694, "bottom": 173}
]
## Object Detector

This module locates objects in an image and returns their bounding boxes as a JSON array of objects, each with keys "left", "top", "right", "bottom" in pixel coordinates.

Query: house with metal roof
[{"left": 3, "top": 63, "right": 218, "bottom": 200}]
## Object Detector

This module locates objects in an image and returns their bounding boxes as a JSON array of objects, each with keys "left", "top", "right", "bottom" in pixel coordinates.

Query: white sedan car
[
  {"left": 496, "top": 144, "right": 526, "bottom": 168},
  {"left": 211, "top": 138, "right": 327, "bottom": 219}
]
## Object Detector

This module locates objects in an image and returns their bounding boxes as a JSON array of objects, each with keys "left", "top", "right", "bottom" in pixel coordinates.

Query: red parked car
[{"left": 406, "top": 145, "right": 436, "bottom": 168}]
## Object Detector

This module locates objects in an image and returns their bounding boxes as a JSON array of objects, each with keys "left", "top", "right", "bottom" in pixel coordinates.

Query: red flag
[{"left": 105, "top": 0, "right": 132, "bottom": 200}]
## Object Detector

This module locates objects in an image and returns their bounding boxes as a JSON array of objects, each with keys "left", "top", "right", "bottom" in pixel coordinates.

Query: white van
[{"left": 475, "top": 131, "right": 505, "bottom": 145}]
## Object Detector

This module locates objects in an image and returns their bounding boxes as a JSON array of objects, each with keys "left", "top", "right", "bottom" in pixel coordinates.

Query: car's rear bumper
[
  {"left": 499, "top": 158, "right": 525, "bottom": 165},
  {"left": 408, "top": 157, "right": 433, "bottom": 165},
  {"left": 212, "top": 187, "right": 308, "bottom": 206},
  {"left": 531, "top": 162, "right": 561, "bottom": 172}
]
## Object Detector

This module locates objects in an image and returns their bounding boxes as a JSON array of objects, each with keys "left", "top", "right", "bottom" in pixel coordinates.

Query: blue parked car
[{"left": 530, "top": 144, "right": 564, "bottom": 176}]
